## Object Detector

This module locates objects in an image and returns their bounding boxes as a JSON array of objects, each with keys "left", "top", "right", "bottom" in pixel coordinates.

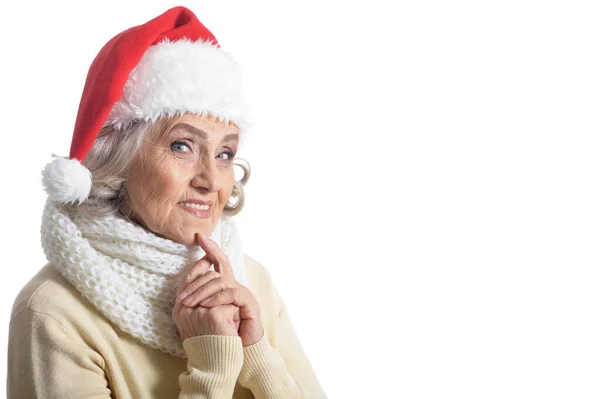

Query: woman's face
[{"left": 124, "top": 113, "right": 239, "bottom": 245}]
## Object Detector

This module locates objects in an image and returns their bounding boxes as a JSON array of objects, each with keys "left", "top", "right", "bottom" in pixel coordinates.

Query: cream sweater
[{"left": 7, "top": 254, "right": 327, "bottom": 398}]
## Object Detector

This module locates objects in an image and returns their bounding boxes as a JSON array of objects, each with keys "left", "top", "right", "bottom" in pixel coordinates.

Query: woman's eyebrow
[
  {"left": 170, "top": 122, "right": 239, "bottom": 143},
  {"left": 222, "top": 133, "right": 239, "bottom": 143},
  {"left": 170, "top": 123, "right": 207, "bottom": 139}
]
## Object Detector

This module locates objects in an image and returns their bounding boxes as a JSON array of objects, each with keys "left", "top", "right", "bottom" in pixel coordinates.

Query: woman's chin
[{"left": 179, "top": 225, "right": 214, "bottom": 246}]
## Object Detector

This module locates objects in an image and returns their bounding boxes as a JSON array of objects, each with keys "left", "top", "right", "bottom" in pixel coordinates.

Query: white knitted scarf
[{"left": 40, "top": 198, "right": 249, "bottom": 358}]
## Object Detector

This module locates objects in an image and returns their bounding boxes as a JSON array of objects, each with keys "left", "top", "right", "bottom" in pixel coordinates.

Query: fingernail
[
  {"left": 201, "top": 235, "right": 213, "bottom": 247},
  {"left": 200, "top": 298, "right": 211, "bottom": 306},
  {"left": 183, "top": 296, "right": 193, "bottom": 306}
]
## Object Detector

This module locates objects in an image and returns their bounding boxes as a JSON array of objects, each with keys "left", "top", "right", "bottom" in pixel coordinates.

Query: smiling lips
[{"left": 178, "top": 200, "right": 213, "bottom": 218}]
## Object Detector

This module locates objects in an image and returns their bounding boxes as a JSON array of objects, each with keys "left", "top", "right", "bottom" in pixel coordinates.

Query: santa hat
[{"left": 42, "top": 6, "right": 249, "bottom": 204}]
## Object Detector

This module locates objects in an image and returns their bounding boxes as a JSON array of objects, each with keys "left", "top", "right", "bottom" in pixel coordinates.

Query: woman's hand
[
  {"left": 175, "top": 233, "right": 264, "bottom": 347},
  {"left": 172, "top": 301, "right": 241, "bottom": 342}
]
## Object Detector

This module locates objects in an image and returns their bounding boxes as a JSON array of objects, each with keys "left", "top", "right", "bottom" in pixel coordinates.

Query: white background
[{"left": 1, "top": 1, "right": 599, "bottom": 398}]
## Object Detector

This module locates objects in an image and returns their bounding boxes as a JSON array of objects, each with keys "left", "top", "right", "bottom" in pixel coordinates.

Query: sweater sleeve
[
  {"left": 7, "top": 309, "right": 112, "bottom": 399},
  {"left": 237, "top": 288, "right": 327, "bottom": 399},
  {"left": 178, "top": 335, "right": 244, "bottom": 399}
]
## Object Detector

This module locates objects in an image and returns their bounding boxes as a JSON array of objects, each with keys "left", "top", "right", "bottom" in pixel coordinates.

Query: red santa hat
[{"left": 42, "top": 6, "right": 249, "bottom": 204}]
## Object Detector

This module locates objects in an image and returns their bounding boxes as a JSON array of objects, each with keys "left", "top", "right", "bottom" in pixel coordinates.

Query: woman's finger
[
  {"left": 175, "top": 254, "right": 212, "bottom": 297},
  {"left": 201, "top": 286, "right": 258, "bottom": 322},
  {"left": 198, "top": 287, "right": 246, "bottom": 308},
  {"left": 197, "top": 233, "right": 235, "bottom": 280},
  {"left": 176, "top": 270, "right": 221, "bottom": 304},
  {"left": 180, "top": 273, "right": 233, "bottom": 307}
]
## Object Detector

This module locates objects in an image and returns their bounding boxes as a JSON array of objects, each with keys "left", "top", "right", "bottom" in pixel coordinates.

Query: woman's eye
[
  {"left": 217, "top": 151, "right": 236, "bottom": 161},
  {"left": 171, "top": 141, "right": 191, "bottom": 153}
]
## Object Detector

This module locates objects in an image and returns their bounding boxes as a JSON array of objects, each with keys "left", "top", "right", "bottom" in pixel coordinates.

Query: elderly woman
[{"left": 7, "top": 6, "right": 326, "bottom": 399}]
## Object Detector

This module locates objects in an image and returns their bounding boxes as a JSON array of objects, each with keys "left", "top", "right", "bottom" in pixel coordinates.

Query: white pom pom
[{"left": 41, "top": 156, "right": 92, "bottom": 204}]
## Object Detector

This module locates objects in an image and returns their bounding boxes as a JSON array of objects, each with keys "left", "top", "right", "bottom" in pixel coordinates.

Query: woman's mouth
[{"left": 177, "top": 202, "right": 211, "bottom": 218}]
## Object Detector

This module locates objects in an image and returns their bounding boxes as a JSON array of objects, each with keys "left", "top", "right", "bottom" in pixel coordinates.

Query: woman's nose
[{"left": 191, "top": 158, "right": 221, "bottom": 192}]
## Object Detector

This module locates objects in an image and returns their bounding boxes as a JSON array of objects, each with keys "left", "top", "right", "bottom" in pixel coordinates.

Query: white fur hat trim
[{"left": 105, "top": 38, "right": 251, "bottom": 139}]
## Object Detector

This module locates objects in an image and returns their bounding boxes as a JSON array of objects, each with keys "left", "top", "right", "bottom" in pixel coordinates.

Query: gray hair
[{"left": 62, "top": 117, "right": 250, "bottom": 219}]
